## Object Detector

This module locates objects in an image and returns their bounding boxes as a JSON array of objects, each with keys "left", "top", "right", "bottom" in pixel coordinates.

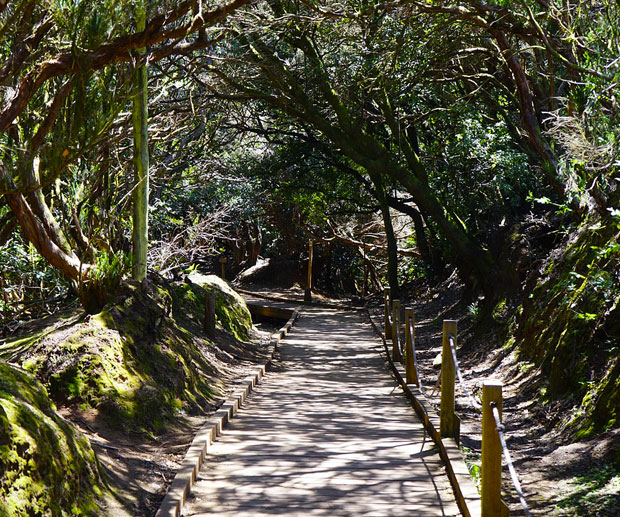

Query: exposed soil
[{"left": 367, "top": 273, "right": 620, "bottom": 516}]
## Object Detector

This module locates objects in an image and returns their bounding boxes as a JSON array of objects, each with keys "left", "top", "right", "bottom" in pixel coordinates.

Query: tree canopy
[{"left": 1, "top": 2, "right": 620, "bottom": 513}]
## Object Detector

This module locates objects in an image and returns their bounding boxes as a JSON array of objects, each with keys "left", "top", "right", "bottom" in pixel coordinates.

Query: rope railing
[
  {"left": 448, "top": 334, "right": 482, "bottom": 411},
  {"left": 382, "top": 289, "right": 530, "bottom": 516},
  {"left": 491, "top": 403, "right": 532, "bottom": 517}
]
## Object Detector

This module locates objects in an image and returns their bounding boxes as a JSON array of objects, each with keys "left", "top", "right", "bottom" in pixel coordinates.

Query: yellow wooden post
[
  {"left": 219, "top": 256, "right": 227, "bottom": 280},
  {"left": 481, "top": 380, "right": 503, "bottom": 517},
  {"left": 383, "top": 287, "right": 392, "bottom": 340},
  {"left": 404, "top": 308, "right": 418, "bottom": 385},
  {"left": 391, "top": 299, "right": 402, "bottom": 363},
  {"left": 440, "top": 320, "right": 458, "bottom": 438},
  {"left": 304, "top": 240, "right": 313, "bottom": 302}
]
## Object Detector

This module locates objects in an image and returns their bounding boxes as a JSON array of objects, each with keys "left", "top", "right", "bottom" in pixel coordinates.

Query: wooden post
[
  {"left": 383, "top": 287, "right": 392, "bottom": 341},
  {"left": 0, "top": 275, "right": 7, "bottom": 304},
  {"left": 304, "top": 240, "right": 313, "bottom": 302},
  {"left": 440, "top": 320, "right": 458, "bottom": 438},
  {"left": 391, "top": 299, "right": 402, "bottom": 363},
  {"left": 204, "top": 293, "right": 216, "bottom": 339},
  {"left": 362, "top": 236, "right": 367, "bottom": 298},
  {"left": 219, "top": 256, "right": 227, "bottom": 280},
  {"left": 481, "top": 380, "right": 503, "bottom": 517},
  {"left": 404, "top": 308, "right": 418, "bottom": 385}
]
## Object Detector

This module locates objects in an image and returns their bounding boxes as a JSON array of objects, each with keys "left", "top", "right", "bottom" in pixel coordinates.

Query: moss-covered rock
[
  {"left": 183, "top": 273, "right": 253, "bottom": 341},
  {"left": 0, "top": 361, "right": 102, "bottom": 516}
]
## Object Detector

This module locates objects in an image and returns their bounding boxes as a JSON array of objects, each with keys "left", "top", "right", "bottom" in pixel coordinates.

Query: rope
[
  {"left": 491, "top": 403, "right": 532, "bottom": 517},
  {"left": 448, "top": 335, "right": 482, "bottom": 411}
]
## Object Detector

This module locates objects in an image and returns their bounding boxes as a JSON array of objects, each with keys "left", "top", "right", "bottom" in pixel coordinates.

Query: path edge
[
  {"left": 366, "top": 308, "right": 482, "bottom": 517},
  {"left": 155, "top": 305, "right": 302, "bottom": 517}
]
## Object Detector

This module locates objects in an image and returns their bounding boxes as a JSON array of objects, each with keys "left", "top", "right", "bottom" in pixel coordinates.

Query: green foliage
[
  {"left": 429, "top": 112, "right": 535, "bottom": 234},
  {"left": 78, "top": 250, "right": 129, "bottom": 314},
  {"left": 461, "top": 445, "right": 481, "bottom": 493},
  {"left": 0, "top": 237, "right": 71, "bottom": 326},
  {"left": 557, "top": 465, "right": 620, "bottom": 516}
]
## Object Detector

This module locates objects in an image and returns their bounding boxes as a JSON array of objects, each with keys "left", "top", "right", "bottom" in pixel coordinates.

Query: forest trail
[{"left": 181, "top": 305, "right": 459, "bottom": 516}]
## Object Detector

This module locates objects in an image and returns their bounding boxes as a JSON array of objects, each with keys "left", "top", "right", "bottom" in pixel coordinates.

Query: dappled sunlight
[{"left": 183, "top": 308, "right": 458, "bottom": 516}]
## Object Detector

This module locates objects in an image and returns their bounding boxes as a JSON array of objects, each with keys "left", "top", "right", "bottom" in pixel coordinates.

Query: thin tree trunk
[
  {"left": 132, "top": 1, "right": 149, "bottom": 281},
  {"left": 371, "top": 175, "right": 399, "bottom": 298}
]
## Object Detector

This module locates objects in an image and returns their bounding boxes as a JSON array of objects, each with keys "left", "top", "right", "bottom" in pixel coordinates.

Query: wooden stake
[
  {"left": 219, "top": 256, "right": 227, "bottom": 280},
  {"left": 391, "top": 299, "right": 402, "bottom": 363},
  {"left": 440, "top": 320, "right": 458, "bottom": 438},
  {"left": 304, "top": 240, "right": 313, "bottom": 302},
  {"left": 204, "top": 293, "right": 216, "bottom": 339},
  {"left": 383, "top": 287, "right": 392, "bottom": 341},
  {"left": 404, "top": 308, "right": 418, "bottom": 385},
  {"left": 481, "top": 380, "right": 503, "bottom": 517}
]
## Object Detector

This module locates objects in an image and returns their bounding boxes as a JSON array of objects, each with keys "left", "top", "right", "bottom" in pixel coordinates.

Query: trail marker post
[
  {"left": 304, "top": 240, "right": 313, "bottom": 302},
  {"left": 391, "top": 299, "right": 403, "bottom": 363},
  {"left": 383, "top": 287, "right": 392, "bottom": 341},
  {"left": 204, "top": 294, "right": 216, "bottom": 339},
  {"left": 219, "top": 256, "right": 227, "bottom": 280}
]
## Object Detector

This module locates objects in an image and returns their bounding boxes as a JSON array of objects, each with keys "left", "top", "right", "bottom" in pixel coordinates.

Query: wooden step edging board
[
  {"left": 235, "top": 287, "right": 359, "bottom": 311},
  {"left": 155, "top": 305, "right": 302, "bottom": 517},
  {"left": 366, "top": 308, "right": 482, "bottom": 517},
  {"left": 246, "top": 302, "right": 296, "bottom": 322}
]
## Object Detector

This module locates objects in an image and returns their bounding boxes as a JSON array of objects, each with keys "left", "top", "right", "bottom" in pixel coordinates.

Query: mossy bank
[
  {"left": 0, "top": 362, "right": 102, "bottom": 516},
  {"left": 0, "top": 273, "right": 255, "bottom": 514},
  {"left": 511, "top": 217, "right": 620, "bottom": 439}
]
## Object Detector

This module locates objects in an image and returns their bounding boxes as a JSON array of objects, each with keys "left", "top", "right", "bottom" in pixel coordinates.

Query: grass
[
  {"left": 461, "top": 445, "right": 481, "bottom": 493},
  {"left": 557, "top": 464, "right": 620, "bottom": 515}
]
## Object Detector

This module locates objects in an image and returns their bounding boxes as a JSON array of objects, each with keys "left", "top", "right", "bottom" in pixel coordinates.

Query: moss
[
  {"left": 512, "top": 218, "right": 620, "bottom": 434},
  {"left": 0, "top": 275, "right": 257, "bottom": 515},
  {"left": 183, "top": 273, "right": 253, "bottom": 341},
  {"left": 0, "top": 362, "right": 102, "bottom": 516},
  {"left": 574, "top": 357, "right": 620, "bottom": 438},
  {"left": 492, "top": 298, "right": 508, "bottom": 323},
  {"left": 1, "top": 276, "right": 253, "bottom": 436}
]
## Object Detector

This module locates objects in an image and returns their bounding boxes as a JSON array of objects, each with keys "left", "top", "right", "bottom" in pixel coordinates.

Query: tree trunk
[
  {"left": 3, "top": 193, "right": 82, "bottom": 280},
  {"left": 132, "top": 0, "right": 150, "bottom": 282},
  {"left": 387, "top": 196, "right": 439, "bottom": 272},
  {"left": 371, "top": 175, "right": 399, "bottom": 298}
]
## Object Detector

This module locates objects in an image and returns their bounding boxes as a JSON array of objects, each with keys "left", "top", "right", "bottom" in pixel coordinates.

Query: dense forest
[{"left": 1, "top": 0, "right": 619, "bottom": 515}]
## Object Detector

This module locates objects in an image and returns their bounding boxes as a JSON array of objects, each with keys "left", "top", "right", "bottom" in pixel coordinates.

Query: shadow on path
[{"left": 183, "top": 308, "right": 459, "bottom": 516}]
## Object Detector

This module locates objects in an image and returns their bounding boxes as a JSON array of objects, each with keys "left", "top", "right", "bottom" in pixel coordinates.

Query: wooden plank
[
  {"left": 246, "top": 302, "right": 294, "bottom": 322},
  {"left": 182, "top": 308, "right": 459, "bottom": 517}
]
